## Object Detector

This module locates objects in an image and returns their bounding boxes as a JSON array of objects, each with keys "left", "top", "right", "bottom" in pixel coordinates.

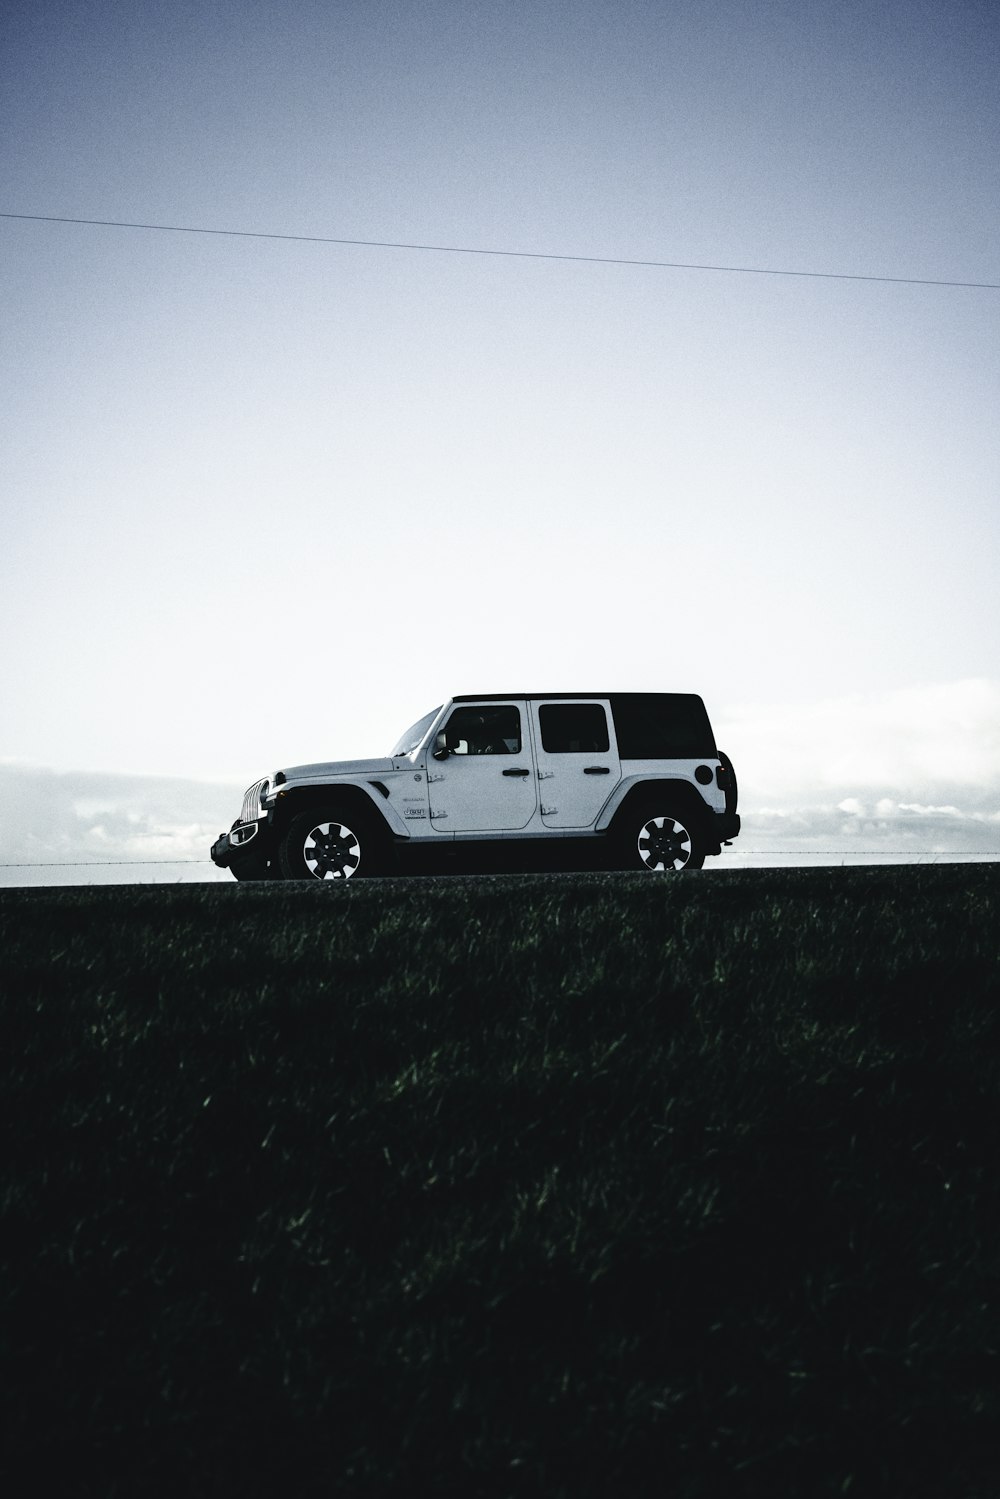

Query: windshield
[{"left": 390, "top": 706, "right": 442, "bottom": 758}]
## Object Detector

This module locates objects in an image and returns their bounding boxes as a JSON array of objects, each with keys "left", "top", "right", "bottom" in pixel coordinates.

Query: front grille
[{"left": 240, "top": 778, "right": 269, "bottom": 826}]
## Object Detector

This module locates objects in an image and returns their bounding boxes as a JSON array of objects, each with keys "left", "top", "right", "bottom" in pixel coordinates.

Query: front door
[
  {"left": 528, "top": 699, "right": 621, "bottom": 828},
  {"left": 428, "top": 700, "right": 537, "bottom": 832}
]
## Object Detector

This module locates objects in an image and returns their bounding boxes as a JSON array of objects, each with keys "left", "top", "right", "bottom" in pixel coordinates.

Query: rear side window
[
  {"left": 539, "top": 703, "right": 610, "bottom": 753},
  {"left": 611, "top": 694, "right": 716, "bottom": 759}
]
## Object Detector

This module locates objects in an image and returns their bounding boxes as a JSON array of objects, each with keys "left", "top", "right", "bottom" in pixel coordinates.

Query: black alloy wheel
[
  {"left": 622, "top": 808, "right": 704, "bottom": 872},
  {"left": 279, "top": 808, "right": 381, "bottom": 880}
]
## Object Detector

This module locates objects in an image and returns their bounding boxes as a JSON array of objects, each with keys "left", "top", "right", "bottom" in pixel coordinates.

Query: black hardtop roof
[{"left": 451, "top": 692, "right": 706, "bottom": 704}]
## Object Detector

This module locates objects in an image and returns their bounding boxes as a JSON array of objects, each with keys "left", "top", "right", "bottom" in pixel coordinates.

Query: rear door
[{"left": 528, "top": 699, "right": 621, "bottom": 828}]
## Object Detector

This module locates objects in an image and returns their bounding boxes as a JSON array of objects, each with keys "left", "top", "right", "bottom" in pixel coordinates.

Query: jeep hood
[{"left": 278, "top": 757, "right": 396, "bottom": 781}]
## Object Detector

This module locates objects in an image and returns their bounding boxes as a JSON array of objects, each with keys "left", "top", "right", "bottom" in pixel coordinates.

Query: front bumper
[{"left": 210, "top": 817, "right": 275, "bottom": 874}]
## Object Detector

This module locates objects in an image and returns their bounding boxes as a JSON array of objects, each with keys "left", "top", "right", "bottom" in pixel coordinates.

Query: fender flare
[
  {"left": 271, "top": 781, "right": 409, "bottom": 840},
  {"left": 598, "top": 777, "right": 715, "bottom": 839}
]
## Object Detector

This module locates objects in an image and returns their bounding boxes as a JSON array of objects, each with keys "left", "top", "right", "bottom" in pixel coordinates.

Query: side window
[
  {"left": 443, "top": 705, "right": 521, "bottom": 755},
  {"left": 538, "top": 703, "right": 610, "bottom": 754},
  {"left": 610, "top": 695, "right": 716, "bottom": 758}
]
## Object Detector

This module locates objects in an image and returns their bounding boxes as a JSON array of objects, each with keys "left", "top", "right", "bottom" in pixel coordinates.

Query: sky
[{"left": 2, "top": 0, "right": 998, "bottom": 881}]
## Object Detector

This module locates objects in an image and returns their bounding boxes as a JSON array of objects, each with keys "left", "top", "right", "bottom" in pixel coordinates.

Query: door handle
[
  {"left": 503, "top": 767, "right": 530, "bottom": 777},
  {"left": 583, "top": 766, "right": 611, "bottom": 774}
]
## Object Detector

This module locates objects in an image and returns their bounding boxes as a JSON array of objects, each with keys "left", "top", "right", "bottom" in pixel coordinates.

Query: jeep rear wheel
[
  {"left": 279, "top": 807, "right": 383, "bottom": 881},
  {"left": 616, "top": 806, "right": 704, "bottom": 872}
]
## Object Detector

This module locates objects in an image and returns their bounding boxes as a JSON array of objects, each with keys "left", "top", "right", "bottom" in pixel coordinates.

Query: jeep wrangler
[{"left": 210, "top": 693, "right": 740, "bottom": 880}]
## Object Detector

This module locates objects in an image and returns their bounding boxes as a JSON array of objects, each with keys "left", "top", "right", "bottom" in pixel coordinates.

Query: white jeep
[{"left": 210, "top": 693, "right": 740, "bottom": 880}]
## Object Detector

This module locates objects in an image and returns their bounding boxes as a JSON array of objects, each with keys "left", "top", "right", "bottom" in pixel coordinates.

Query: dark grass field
[{"left": 3, "top": 866, "right": 1000, "bottom": 1497}]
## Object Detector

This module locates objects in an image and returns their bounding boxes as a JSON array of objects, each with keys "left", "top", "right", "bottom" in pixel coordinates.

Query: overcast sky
[{"left": 2, "top": 0, "right": 998, "bottom": 880}]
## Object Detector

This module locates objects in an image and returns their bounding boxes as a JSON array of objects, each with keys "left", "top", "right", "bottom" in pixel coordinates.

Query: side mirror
[{"left": 432, "top": 733, "right": 450, "bottom": 761}]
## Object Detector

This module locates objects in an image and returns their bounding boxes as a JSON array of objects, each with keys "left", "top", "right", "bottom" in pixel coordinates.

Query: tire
[
  {"left": 278, "top": 806, "right": 384, "bottom": 881},
  {"left": 615, "top": 804, "right": 705, "bottom": 872}
]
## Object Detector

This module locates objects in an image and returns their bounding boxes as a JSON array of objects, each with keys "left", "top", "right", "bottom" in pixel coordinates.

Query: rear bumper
[{"left": 707, "top": 809, "right": 741, "bottom": 853}]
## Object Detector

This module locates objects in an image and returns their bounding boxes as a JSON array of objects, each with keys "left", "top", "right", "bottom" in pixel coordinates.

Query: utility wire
[
  {"left": 3, "top": 211, "right": 998, "bottom": 290},
  {"left": 2, "top": 854, "right": 998, "bottom": 868},
  {"left": 0, "top": 860, "right": 208, "bottom": 868}
]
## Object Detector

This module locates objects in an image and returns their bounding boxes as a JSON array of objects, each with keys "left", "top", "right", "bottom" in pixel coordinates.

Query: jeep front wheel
[
  {"left": 616, "top": 807, "right": 704, "bottom": 872},
  {"left": 278, "top": 808, "right": 382, "bottom": 881}
]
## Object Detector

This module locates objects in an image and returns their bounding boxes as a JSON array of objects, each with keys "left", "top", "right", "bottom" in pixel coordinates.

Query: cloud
[
  {"left": 0, "top": 763, "right": 242, "bottom": 885},
  {"left": 743, "top": 798, "right": 999, "bottom": 855},
  {"left": 715, "top": 680, "right": 1000, "bottom": 857},
  {"left": 717, "top": 678, "right": 1000, "bottom": 803}
]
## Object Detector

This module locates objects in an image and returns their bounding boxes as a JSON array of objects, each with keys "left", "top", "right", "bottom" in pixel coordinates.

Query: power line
[
  {"left": 2, "top": 211, "right": 998, "bottom": 290},
  {"left": 2, "top": 853, "right": 998, "bottom": 869},
  {"left": 0, "top": 859, "right": 208, "bottom": 868}
]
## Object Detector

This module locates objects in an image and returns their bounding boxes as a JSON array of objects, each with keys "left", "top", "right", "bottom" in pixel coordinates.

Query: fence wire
[{"left": 2, "top": 852, "right": 999, "bottom": 870}]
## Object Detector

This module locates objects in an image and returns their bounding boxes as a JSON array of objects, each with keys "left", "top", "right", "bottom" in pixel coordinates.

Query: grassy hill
[{"left": 3, "top": 867, "right": 999, "bottom": 1497}]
